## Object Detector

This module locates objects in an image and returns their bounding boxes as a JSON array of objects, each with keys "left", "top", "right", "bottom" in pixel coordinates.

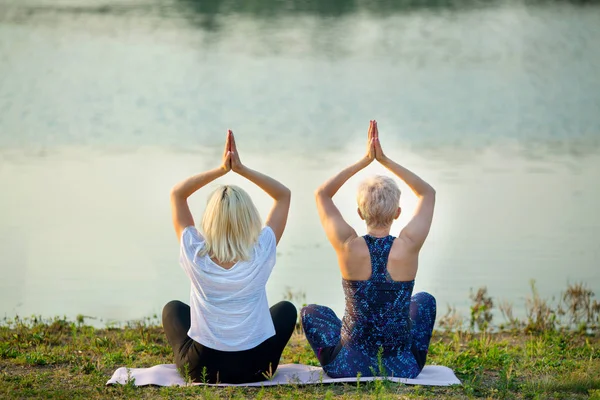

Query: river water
[{"left": 1, "top": 0, "right": 599, "bottom": 325}]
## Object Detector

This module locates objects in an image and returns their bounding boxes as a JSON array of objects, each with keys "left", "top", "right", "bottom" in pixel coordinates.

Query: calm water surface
[{"left": 1, "top": 0, "right": 599, "bottom": 324}]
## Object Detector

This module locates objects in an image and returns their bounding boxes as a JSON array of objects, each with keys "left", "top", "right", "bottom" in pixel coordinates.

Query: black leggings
[{"left": 162, "top": 300, "right": 297, "bottom": 384}]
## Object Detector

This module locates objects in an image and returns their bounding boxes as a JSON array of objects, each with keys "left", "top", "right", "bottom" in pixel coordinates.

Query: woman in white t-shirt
[{"left": 163, "top": 130, "right": 296, "bottom": 384}]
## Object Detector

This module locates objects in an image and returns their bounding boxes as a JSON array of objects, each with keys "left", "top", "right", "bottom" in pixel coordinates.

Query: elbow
[
  {"left": 314, "top": 187, "right": 333, "bottom": 204},
  {"left": 280, "top": 187, "right": 291, "bottom": 202},
  {"left": 418, "top": 185, "right": 436, "bottom": 199},
  {"left": 314, "top": 187, "right": 327, "bottom": 199},
  {"left": 426, "top": 186, "right": 436, "bottom": 200},
  {"left": 170, "top": 185, "right": 182, "bottom": 200}
]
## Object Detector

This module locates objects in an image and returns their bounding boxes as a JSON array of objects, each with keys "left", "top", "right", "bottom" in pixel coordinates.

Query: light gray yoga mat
[{"left": 107, "top": 363, "right": 461, "bottom": 387}]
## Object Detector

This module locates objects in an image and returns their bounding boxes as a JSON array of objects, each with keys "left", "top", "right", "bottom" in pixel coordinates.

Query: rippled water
[{"left": 1, "top": 0, "right": 599, "bottom": 324}]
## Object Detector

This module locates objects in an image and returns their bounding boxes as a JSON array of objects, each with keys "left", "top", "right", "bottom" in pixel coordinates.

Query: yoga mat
[{"left": 107, "top": 363, "right": 461, "bottom": 387}]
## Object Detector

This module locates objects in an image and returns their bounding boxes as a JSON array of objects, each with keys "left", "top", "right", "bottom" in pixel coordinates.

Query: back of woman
[
  {"left": 301, "top": 120, "right": 437, "bottom": 379},
  {"left": 179, "top": 222, "right": 276, "bottom": 351},
  {"left": 163, "top": 131, "right": 296, "bottom": 383},
  {"left": 341, "top": 236, "right": 414, "bottom": 356}
]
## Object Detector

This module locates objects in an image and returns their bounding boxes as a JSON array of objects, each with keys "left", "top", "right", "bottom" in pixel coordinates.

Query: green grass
[{"left": 1, "top": 315, "right": 598, "bottom": 399}]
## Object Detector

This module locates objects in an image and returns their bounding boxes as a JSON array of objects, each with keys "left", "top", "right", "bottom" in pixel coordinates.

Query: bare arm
[
  {"left": 170, "top": 167, "right": 228, "bottom": 240},
  {"left": 373, "top": 121, "right": 436, "bottom": 249},
  {"left": 315, "top": 121, "right": 377, "bottom": 251},
  {"left": 238, "top": 165, "right": 291, "bottom": 244},
  {"left": 381, "top": 156, "right": 435, "bottom": 248},
  {"left": 230, "top": 133, "right": 291, "bottom": 244},
  {"left": 170, "top": 132, "right": 232, "bottom": 241}
]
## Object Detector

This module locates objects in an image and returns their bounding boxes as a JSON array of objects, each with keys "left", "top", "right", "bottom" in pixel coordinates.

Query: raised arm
[
  {"left": 373, "top": 121, "right": 436, "bottom": 250},
  {"left": 315, "top": 121, "right": 376, "bottom": 251},
  {"left": 170, "top": 133, "right": 232, "bottom": 241},
  {"left": 229, "top": 133, "right": 291, "bottom": 244}
]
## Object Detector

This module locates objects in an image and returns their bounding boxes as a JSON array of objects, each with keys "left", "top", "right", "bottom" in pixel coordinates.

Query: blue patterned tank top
[{"left": 341, "top": 235, "right": 415, "bottom": 356}]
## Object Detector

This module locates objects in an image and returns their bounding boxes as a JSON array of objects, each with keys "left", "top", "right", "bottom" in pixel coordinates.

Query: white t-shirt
[{"left": 179, "top": 225, "right": 277, "bottom": 351}]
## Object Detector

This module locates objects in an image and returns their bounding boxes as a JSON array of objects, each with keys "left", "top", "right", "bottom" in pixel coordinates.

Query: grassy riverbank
[{"left": 1, "top": 284, "right": 598, "bottom": 399}]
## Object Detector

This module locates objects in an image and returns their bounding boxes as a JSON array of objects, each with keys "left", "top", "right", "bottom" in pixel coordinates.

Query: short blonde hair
[
  {"left": 357, "top": 175, "right": 401, "bottom": 228},
  {"left": 199, "top": 185, "right": 262, "bottom": 263}
]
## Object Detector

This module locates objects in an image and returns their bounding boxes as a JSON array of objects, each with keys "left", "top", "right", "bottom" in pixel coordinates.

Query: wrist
[
  {"left": 378, "top": 155, "right": 391, "bottom": 166},
  {"left": 217, "top": 165, "right": 229, "bottom": 175},
  {"left": 235, "top": 164, "right": 250, "bottom": 176},
  {"left": 357, "top": 157, "right": 372, "bottom": 169}
]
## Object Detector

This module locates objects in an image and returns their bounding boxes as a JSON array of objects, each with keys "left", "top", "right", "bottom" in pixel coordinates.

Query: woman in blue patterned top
[{"left": 302, "top": 120, "right": 437, "bottom": 378}]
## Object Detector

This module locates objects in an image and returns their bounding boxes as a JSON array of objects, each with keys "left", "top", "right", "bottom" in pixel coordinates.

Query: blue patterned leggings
[{"left": 301, "top": 292, "right": 436, "bottom": 378}]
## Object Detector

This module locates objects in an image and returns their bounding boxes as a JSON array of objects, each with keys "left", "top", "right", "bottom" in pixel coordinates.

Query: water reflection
[
  {"left": 177, "top": 0, "right": 600, "bottom": 21},
  {"left": 2, "top": 0, "right": 599, "bottom": 154},
  {"left": 4, "top": 0, "right": 600, "bottom": 19},
  {"left": 0, "top": 0, "right": 599, "bottom": 323},
  {"left": 1, "top": 142, "right": 598, "bottom": 323}
]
